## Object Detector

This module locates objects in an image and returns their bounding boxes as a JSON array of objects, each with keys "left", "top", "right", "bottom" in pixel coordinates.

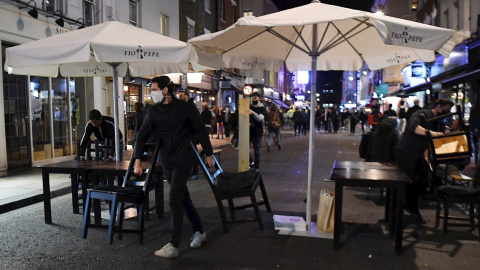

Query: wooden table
[
  {"left": 330, "top": 161, "right": 410, "bottom": 254},
  {"left": 38, "top": 160, "right": 156, "bottom": 224}
]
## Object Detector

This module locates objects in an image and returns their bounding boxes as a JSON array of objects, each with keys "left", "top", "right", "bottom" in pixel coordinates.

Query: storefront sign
[
  {"left": 221, "top": 80, "right": 231, "bottom": 89},
  {"left": 374, "top": 84, "right": 388, "bottom": 95},
  {"left": 411, "top": 63, "right": 426, "bottom": 77}
]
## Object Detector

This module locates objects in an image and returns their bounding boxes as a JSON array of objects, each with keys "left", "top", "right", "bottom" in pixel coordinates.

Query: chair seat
[
  {"left": 215, "top": 171, "right": 258, "bottom": 193},
  {"left": 92, "top": 185, "right": 144, "bottom": 197},
  {"left": 438, "top": 186, "right": 480, "bottom": 197}
]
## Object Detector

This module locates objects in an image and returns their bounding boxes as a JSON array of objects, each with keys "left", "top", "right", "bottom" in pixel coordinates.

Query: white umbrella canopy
[
  {"left": 5, "top": 20, "right": 191, "bottom": 161},
  {"left": 188, "top": 0, "right": 470, "bottom": 230}
]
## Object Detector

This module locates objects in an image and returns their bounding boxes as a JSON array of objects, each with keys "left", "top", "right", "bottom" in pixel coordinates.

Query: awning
[
  {"left": 441, "top": 69, "right": 480, "bottom": 89},
  {"left": 273, "top": 99, "right": 289, "bottom": 109},
  {"left": 402, "top": 81, "right": 431, "bottom": 94}
]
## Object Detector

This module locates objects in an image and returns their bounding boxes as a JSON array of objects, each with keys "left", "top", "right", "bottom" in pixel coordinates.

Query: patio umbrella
[
  {"left": 5, "top": 20, "right": 191, "bottom": 161},
  {"left": 188, "top": 0, "right": 470, "bottom": 230}
]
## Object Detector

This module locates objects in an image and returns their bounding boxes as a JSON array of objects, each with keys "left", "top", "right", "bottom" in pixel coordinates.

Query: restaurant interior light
[
  {"left": 47, "top": 10, "right": 64, "bottom": 27},
  {"left": 19, "top": 0, "right": 38, "bottom": 19},
  {"left": 187, "top": 72, "right": 204, "bottom": 84}
]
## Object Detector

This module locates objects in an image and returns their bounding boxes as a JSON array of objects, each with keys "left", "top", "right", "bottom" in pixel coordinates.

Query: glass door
[{"left": 2, "top": 43, "right": 31, "bottom": 168}]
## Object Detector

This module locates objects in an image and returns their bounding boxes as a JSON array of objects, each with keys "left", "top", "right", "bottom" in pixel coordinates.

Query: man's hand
[
  {"left": 206, "top": 155, "right": 215, "bottom": 168},
  {"left": 247, "top": 109, "right": 255, "bottom": 115},
  {"left": 133, "top": 159, "right": 143, "bottom": 175}
]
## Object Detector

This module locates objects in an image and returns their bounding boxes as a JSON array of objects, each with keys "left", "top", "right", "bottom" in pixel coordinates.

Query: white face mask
[{"left": 151, "top": 90, "right": 164, "bottom": 103}]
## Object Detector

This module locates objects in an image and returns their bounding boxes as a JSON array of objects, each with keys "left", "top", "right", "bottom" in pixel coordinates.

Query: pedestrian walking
[
  {"left": 266, "top": 103, "right": 283, "bottom": 151},
  {"left": 248, "top": 92, "right": 267, "bottom": 170},
  {"left": 133, "top": 75, "right": 214, "bottom": 259}
]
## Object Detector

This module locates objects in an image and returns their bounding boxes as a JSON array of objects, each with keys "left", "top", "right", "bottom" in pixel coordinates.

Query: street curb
[{"left": 0, "top": 185, "right": 72, "bottom": 215}]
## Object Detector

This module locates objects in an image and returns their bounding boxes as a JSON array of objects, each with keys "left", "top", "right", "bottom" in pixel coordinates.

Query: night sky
[{"left": 272, "top": 0, "right": 375, "bottom": 12}]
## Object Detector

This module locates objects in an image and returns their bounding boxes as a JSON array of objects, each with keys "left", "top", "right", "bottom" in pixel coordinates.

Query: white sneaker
[
  {"left": 154, "top": 243, "right": 179, "bottom": 258},
  {"left": 190, "top": 231, "right": 206, "bottom": 248}
]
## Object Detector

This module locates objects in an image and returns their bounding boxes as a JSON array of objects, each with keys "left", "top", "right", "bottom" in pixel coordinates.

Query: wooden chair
[
  {"left": 435, "top": 165, "right": 480, "bottom": 235},
  {"left": 190, "top": 141, "right": 272, "bottom": 233},
  {"left": 81, "top": 141, "right": 161, "bottom": 244}
]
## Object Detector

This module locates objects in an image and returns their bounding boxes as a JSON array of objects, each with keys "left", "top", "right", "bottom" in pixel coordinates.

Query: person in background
[
  {"left": 79, "top": 109, "right": 123, "bottom": 161},
  {"left": 292, "top": 107, "right": 303, "bottom": 136},
  {"left": 395, "top": 98, "right": 454, "bottom": 224},
  {"left": 397, "top": 100, "right": 408, "bottom": 133},
  {"left": 383, "top": 104, "right": 397, "bottom": 117},
  {"left": 287, "top": 106, "right": 295, "bottom": 129},
  {"left": 223, "top": 105, "right": 232, "bottom": 139},
  {"left": 405, "top": 99, "right": 422, "bottom": 123},
  {"left": 133, "top": 75, "right": 214, "bottom": 259},
  {"left": 332, "top": 105, "right": 340, "bottom": 134},
  {"left": 209, "top": 106, "right": 216, "bottom": 138},
  {"left": 469, "top": 108, "right": 480, "bottom": 166},
  {"left": 248, "top": 92, "right": 267, "bottom": 170},
  {"left": 266, "top": 103, "right": 284, "bottom": 151},
  {"left": 349, "top": 108, "right": 357, "bottom": 135},
  {"left": 358, "top": 107, "right": 368, "bottom": 134},
  {"left": 301, "top": 108, "right": 309, "bottom": 135},
  {"left": 368, "top": 105, "right": 382, "bottom": 132},
  {"left": 215, "top": 106, "right": 224, "bottom": 139},
  {"left": 370, "top": 117, "right": 401, "bottom": 163},
  {"left": 229, "top": 109, "right": 239, "bottom": 148}
]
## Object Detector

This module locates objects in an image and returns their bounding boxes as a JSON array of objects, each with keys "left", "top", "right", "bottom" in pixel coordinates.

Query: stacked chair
[{"left": 81, "top": 142, "right": 162, "bottom": 244}]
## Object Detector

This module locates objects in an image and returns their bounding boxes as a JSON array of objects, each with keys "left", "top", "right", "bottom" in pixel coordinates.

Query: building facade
[{"left": 0, "top": 0, "right": 180, "bottom": 176}]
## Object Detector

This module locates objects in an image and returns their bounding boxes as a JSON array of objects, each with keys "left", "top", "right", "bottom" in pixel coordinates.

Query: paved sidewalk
[{"left": 0, "top": 136, "right": 234, "bottom": 214}]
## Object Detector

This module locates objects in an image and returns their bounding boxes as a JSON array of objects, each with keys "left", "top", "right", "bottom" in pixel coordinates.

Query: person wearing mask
[
  {"left": 332, "top": 105, "right": 340, "bottom": 134},
  {"left": 395, "top": 98, "right": 454, "bottom": 224},
  {"left": 229, "top": 109, "right": 239, "bottom": 149},
  {"left": 248, "top": 92, "right": 267, "bottom": 170},
  {"left": 266, "top": 103, "right": 284, "bottom": 151},
  {"left": 79, "top": 109, "right": 123, "bottom": 161},
  {"left": 133, "top": 75, "right": 214, "bottom": 258}
]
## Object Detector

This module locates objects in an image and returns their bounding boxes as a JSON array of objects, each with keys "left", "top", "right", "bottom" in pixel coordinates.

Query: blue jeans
[{"left": 268, "top": 127, "right": 281, "bottom": 147}]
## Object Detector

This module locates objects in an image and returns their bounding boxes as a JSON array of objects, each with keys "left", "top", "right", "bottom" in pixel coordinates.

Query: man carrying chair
[{"left": 133, "top": 76, "right": 214, "bottom": 259}]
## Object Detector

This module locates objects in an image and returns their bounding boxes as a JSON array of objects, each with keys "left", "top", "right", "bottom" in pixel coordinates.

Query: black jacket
[
  {"left": 133, "top": 97, "right": 213, "bottom": 169},
  {"left": 79, "top": 115, "right": 122, "bottom": 156}
]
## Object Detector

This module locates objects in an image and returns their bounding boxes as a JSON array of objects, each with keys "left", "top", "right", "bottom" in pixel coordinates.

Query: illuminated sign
[{"left": 243, "top": 85, "right": 253, "bottom": 95}]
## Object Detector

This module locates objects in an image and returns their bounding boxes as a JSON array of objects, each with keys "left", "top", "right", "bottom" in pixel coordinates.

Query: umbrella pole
[
  {"left": 306, "top": 25, "right": 318, "bottom": 230},
  {"left": 109, "top": 63, "right": 121, "bottom": 162}
]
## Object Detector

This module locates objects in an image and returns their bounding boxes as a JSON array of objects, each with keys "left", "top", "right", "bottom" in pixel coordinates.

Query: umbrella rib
[
  {"left": 284, "top": 26, "right": 306, "bottom": 64},
  {"left": 223, "top": 28, "right": 270, "bottom": 54},
  {"left": 267, "top": 28, "right": 311, "bottom": 55},
  {"left": 318, "top": 18, "right": 370, "bottom": 56},
  {"left": 315, "top": 22, "right": 332, "bottom": 56},
  {"left": 329, "top": 22, "right": 366, "bottom": 62},
  {"left": 292, "top": 25, "right": 312, "bottom": 53}
]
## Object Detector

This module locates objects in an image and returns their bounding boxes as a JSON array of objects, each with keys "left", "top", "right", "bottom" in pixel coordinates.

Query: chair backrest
[
  {"left": 189, "top": 141, "right": 222, "bottom": 188},
  {"left": 123, "top": 141, "right": 161, "bottom": 192}
]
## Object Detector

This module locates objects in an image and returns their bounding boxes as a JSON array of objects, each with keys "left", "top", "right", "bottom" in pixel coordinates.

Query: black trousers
[{"left": 163, "top": 159, "right": 203, "bottom": 248}]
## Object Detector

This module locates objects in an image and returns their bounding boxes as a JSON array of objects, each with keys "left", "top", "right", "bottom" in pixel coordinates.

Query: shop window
[
  {"left": 244, "top": 9, "right": 253, "bottom": 17},
  {"left": 187, "top": 17, "right": 196, "bottom": 40},
  {"left": 160, "top": 14, "right": 169, "bottom": 36},
  {"left": 231, "top": 2, "right": 236, "bottom": 24},
  {"left": 220, "top": 0, "right": 225, "bottom": 21},
  {"left": 129, "top": 0, "right": 139, "bottom": 27},
  {"left": 205, "top": 0, "right": 211, "bottom": 13},
  {"left": 411, "top": 0, "right": 418, "bottom": 12},
  {"left": 84, "top": 0, "right": 95, "bottom": 26}
]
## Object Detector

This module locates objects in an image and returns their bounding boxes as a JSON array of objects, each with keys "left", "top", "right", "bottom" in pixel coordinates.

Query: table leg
[
  {"left": 388, "top": 188, "right": 397, "bottom": 238},
  {"left": 42, "top": 169, "right": 52, "bottom": 224},
  {"left": 394, "top": 185, "right": 405, "bottom": 254},
  {"left": 334, "top": 183, "right": 343, "bottom": 250},
  {"left": 71, "top": 173, "right": 79, "bottom": 214}
]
